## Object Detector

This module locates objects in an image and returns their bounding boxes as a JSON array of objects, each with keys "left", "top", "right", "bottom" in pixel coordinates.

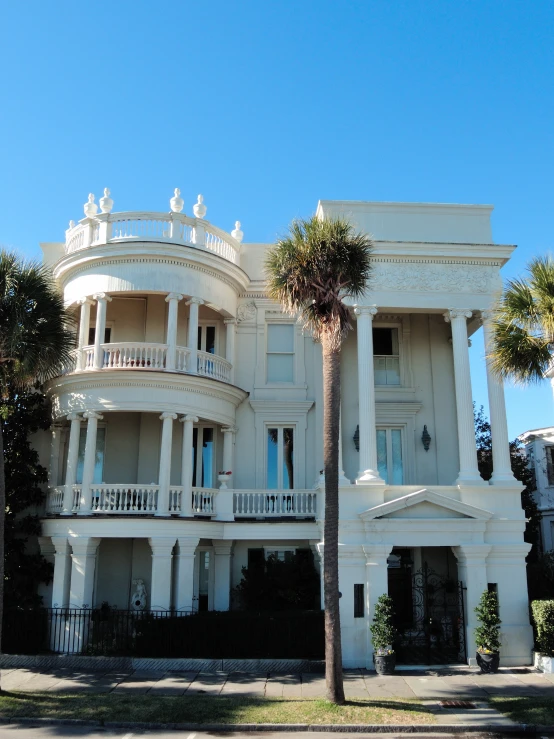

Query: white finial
[
  {"left": 193, "top": 194, "right": 207, "bottom": 219},
  {"left": 231, "top": 220, "right": 243, "bottom": 242},
  {"left": 99, "top": 187, "right": 113, "bottom": 214},
  {"left": 84, "top": 193, "right": 98, "bottom": 217},
  {"left": 68, "top": 220, "right": 75, "bottom": 230},
  {"left": 170, "top": 188, "right": 184, "bottom": 213}
]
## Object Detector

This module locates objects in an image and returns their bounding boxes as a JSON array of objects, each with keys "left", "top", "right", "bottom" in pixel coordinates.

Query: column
[
  {"left": 444, "top": 310, "right": 485, "bottom": 486},
  {"left": 165, "top": 292, "right": 183, "bottom": 371},
  {"left": 149, "top": 537, "right": 175, "bottom": 610},
  {"left": 79, "top": 411, "right": 103, "bottom": 515},
  {"left": 69, "top": 537, "right": 101, "bottom": 608},
  {"left": 452, "top": 544, "right": 491, "bottom": 661},
  {"left": 338, "top": 407, "right": 351, "bottom": 485},
  {"left": 224, "top": 318, "right": 236, "bottom": 383},
  {"left": 51, "top": 537, "right": 72, "bottom": 608},
  {"left": 157, "top": 412, "right": 177, "bottom": 516},
  {"left": 37, "top": 537, "right": 55, "bottom": 606},
  {"left": 363, "top": 544, "right": 393, "bottom": 668},
  {"left": 62, "top": 413, "right": 82, "bottom": 515},
  {"left": 180, "top": 414, "right": 198, "bottom": 517},
  {"left": 48, "top": 423, "right": 63, "bottom": 487},
  {"left": 213, "top": 540, "right": 233, "bottom": 611},
  {"left": 92, "top": 293, "right": 112, "bottom": 369},
  {"left": 482, "top": 312, "right": 519, "bottom": 485},
  {"left": 221, "top": 426, "right": 237, "bottom": 487},
  {"left": 338, "top": 546, "right": 368, "bottom": 667},
  {"left": 186, "top": 297, "right": 204, "bottom": 374},
  {"left": 175, "top": 537, "right": 200, "bottom": 612},
  {"left": 76, "top": 297, "right": 93, "bottom": 370},
  {"left": 353, "top": 306, "right": 383, "bottom": 484}
]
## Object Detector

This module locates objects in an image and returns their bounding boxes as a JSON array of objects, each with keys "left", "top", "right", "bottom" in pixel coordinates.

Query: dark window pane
[
  {"left": 202, "top": 428, "right": 214, "bottom": 487},
  {"left": 282, "top": 428, "right": 294, "bottom": 489},
  {"left": 373, "top": 328, "right": 393, "bottom": 355},
  {"left": 206, "top": 326, "right": 216, "bottom": 354},
  {"left": 267, "top": 428, "right": 278, "bottom": 489},
  {"left": 354, "top": 584, "right": 364, "bottom": 618},
  {"left": 192, "top": 428, "right": 198, "bottom": 487},
  {"left": 197, "top": 326, "right": 202, "bottom": 350}
]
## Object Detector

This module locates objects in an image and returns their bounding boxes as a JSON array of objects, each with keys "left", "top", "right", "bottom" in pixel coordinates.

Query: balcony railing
[
  {"left": 73, "top": 343, "right": 230, "bottom": 382},
  {"left": 66, "top": 211, "right": 241, "bottom": 265},
  {"left": 46, "top": 486, "right": 318, "bottom": 519}
]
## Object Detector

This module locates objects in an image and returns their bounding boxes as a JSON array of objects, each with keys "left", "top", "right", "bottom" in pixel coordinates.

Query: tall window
[
  {"left": 88, "top": 327, "right": 111, "bottom": 344},
  {"left": 373, "top": 328, "right": 400, "bottom": 385},
  {"left": 267, "top": 324, "right": 294, "bottom": 382},
  {"left": 377, "top": 427, "right": 403, "bottom": 484},
  {"left": 546, "top": 446, "right": 554, "bottom": 485},
  {"left": 267, "top": 426, "right": 294, "bottom": 489},
  {"left": 197, "top": 325, "right": 216, "bottom": 354},
  {"left": 192, "top": 427, "right": 214, "bottom": 488},
  {"left": 76, "top": 427, "right": 106, "bottom": 484}
]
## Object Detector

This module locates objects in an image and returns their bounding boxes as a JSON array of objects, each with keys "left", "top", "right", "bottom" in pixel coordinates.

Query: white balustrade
[
  {"left": 192, "top": 487, "right": 217, "bottom": 514},
  {"left": 176, "top": 346, "right": 190, "bottom": 371},
  {"left": 65, "top": 211, "right": 240, "bottom": 264},
  {"left": 101, "top": 342, "right": 167, "bottom": 369},
  {"left": 83, "top": 346, "right": 95, "bottom": 369},
  {"left": 169, "top": 487, "right": 182, "bottom": 513},
  {"left": 46, "top": 487, "right": 65, "bottom": 513},
  {"left": 197, "top": 351, "right": 232, "bottom": 382},
  {"left": 234, "top": 490, "right": 318, "bottom": 517},
  {"left": 90, "top": 484, "right": 159, "bottom": 513},
  {"left": 72, "top": 485, "right": 82, "bottom": 512}
]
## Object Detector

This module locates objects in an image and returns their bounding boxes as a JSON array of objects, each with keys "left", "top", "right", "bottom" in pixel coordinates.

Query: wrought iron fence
[{"left": 3, "top": 607, "right": 324, "bottom": 659}]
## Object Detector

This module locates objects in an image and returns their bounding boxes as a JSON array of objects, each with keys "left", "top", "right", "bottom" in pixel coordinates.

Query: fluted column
[
  {"left": 48, "top": 423, "right": 63, "bottom": 487},
  {"left": 186, "top": 297, "right": 204, "bottom": 374},
  {"left": 221, "top": 426, "right": 237, "bottom": 488},
  {"left": 482, "top": 312, "right": 520, "bottom": 486},
  {"left": 157, "top": 412, "right": 177, "bottom": 516},
  {"left": 92, "top": 293, "right": 112, "bottom": 369},
  {"left": 76, "top": 297, "right": 93, "bottom": 370},
  {"left": 79, "top": 411, "right": 103, "bottom": 514},
  {"left": 180, "top": 415, "right": 198, "bottom": 517},
  {"left": 165, "top": 293, "right": 183, "bottom": 370},
  {"left": 224, "top": 318, "right": 236, "bottom": 383},
  {"left": 62, "top": 413, "right": 82, "bottom": 515},
  {"left": 444, "top": 309, "right": 485, "bottom": 486},
  {"left": 354, "top": 305, "right": 383, "bottom": 484}
]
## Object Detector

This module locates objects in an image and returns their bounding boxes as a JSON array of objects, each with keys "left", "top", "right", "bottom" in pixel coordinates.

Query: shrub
[
  {"left": 474, "top": 589, "right": 501, "bottom": 653},
  {"left": 531, "top": 600, "right": 554, "bottom": 655},
  {"left": 370, "top": 594, "right": 398, "bottom": 655}
]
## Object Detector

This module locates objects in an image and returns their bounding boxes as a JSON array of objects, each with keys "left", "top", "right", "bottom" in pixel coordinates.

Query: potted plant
[
  {"left": 474, "top": 589, "right": 501, "bottom": 673},
  {"left": 370, "top": 594, "right": 398, "bottom": 674},
  {"left": 218, "top": 470, "right": 232, "bottom": 489}
]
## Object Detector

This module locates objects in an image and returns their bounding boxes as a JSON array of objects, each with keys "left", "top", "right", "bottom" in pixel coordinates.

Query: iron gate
[{"left": 393, "top": 563, "right": 466, "bottom": 665}]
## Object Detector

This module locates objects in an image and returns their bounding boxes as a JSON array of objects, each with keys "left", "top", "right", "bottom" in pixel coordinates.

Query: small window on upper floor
[
  {"left": 267, "top": 324, "right": 294, "bottom": 383},
  {"left": 373, "top": 328, "right": 400, "bottom": 385},
  {"left": 546, "top": 446, "right": 554, "bottom": 486}
]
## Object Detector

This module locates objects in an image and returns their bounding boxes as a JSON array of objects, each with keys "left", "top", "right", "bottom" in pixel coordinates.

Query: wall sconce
[
  {"left": 353, "top": 425, "right": 359, "bottom": 452},
  {"left": 421, "top": 425, "right": 431, "bottom": 452}
]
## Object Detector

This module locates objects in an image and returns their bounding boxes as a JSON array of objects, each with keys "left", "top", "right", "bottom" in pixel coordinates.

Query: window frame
[
  {"left": 192, "top": 423, "right": 217, "bottom": 489},
  {"left": 372, "top": 315, "right": 413, "bottom": 389},
  {"left": 197, "top": 321, "right": 219, "bottom": 355},
  {"left": 266, "top": 322, "right": 296, "bottom": 384},
  {"left": 376, "top": 425, "right": 405, "bottom": 485},
  {"left": 265, "top": 424, "right": 295, "bottom": 490}
]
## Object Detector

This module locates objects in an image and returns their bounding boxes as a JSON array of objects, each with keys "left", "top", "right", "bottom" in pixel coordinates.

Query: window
[
  {"left": 88, "top": 327, "right": 111, "bottom": 345},
  {"left": 546, "top": 447, "right": 554, "bottom": 485},
  {"left": 267, "top": 426, "right": 294, "bottom": 489},
  {"left": 76, "top": 427, "right": 106, "bottom": 484},
  {"left": 267, "top": 324, "right": 294, "bottom": 382},
  {"left": 192, "top": 427, "right": 215, "bottom": 488},
  {"left": 264, "top": 548, "right": 296, "bottom": 563},
  {"left": 354, "top": 584, "right": 364, "bottom": 618},
  {"left": 197, "top": 325, "right": 216, "bottom": 354},
  {"left": 373, "top": 328, "right": 400, "bottom": 385},
  {"left": 377, "top": 427, "right": 403, "bottom": 484}
]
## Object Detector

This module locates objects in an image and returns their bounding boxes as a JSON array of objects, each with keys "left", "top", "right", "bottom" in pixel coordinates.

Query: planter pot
[
  {"left": 373, "top": 653, "right": 396, "bottom": 675},
  {"left": 476, "top": 651, "right": 500, "bottom": 673},
  {"left": 534, "top": 651, "right": 554, "bottom": 673}
]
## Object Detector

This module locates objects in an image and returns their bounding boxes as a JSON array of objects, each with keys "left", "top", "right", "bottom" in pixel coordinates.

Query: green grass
[
  {"left": 0, "top": 693, "right": 435, "bottom": 725},
  {"left": 490, "top": 696, "right": 554, "bottom": 726}
]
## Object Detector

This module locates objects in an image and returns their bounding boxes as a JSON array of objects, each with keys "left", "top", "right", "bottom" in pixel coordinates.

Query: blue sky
[{"left": 1, "top": 0, "right": 552, "bottom": 439}]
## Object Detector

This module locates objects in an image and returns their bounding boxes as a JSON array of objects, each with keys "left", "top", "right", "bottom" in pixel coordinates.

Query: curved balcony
[{"left": 65, "top": 211, "right": 242, "bottom": 266}]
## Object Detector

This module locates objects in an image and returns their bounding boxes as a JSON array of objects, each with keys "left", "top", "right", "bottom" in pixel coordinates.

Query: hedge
[{"left": 531, "top": 600, "right": 554, "bottom": 655}]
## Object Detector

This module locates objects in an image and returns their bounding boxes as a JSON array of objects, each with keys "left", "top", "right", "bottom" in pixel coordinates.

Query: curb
[{"left": 0, "top": 717, "right": 543, "bottom": 733}]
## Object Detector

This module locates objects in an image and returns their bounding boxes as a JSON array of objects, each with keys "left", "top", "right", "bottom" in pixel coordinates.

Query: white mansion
[{"left": 37, "top": 191, "right": 533, "bottom": 667}]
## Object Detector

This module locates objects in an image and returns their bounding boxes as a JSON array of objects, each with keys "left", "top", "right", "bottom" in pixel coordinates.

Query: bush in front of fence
[{"left": 531, "top": 600, "right": 554, "bottom": 655}]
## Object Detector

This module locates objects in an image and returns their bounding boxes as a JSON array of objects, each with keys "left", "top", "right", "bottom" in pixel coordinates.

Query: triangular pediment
[{"left": 359, "top": 488, "right": 492, "bottom": 521}]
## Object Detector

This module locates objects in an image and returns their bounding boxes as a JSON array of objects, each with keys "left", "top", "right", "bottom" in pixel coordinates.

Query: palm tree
[
  {"left": 265, "top": 216, "right": 373, "bottom": 704},
  {"left": 0, "top": 251, "right": 75, "bottom": 669},
  {"left": 489, "top": 255, "right": 554, "bottom": 383}
]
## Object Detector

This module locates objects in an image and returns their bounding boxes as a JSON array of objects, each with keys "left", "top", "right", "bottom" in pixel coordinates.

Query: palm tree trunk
[
  {"left": 0, "top": 418, "right": 5, "bottom": 691},
  {"left": 321, "top": 332, "right": 345, "bottom": 704}
]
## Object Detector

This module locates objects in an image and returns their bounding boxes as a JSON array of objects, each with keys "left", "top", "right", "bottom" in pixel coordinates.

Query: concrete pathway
[{"left": 3, "top": 666, "right": 552, "bottom": 728}]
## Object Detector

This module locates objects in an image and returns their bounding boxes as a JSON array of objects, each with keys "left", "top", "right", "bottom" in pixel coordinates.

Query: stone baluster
[
  {"left": 180, "top": 415, "right": 198, "bottom": 517},
  {"left": 444, "top": 310, "right": 486, "bottom": 486},
  {"left": 354, "top": 306, "right": 383, "bottom": 484},
  {"left": 79, "top": 411, "right": 103, "bottom": 515},
  {"left": 157, "top": 412, "right": 177, "bottom": 516},
  {"left": 186, "top": 298, "right": 204, "bottom": 374},
  {"left": 76, "top": 297, "right": 93, "bottom": 370},
  {"left": 62, "top": 413, "right": 82, "bottom": 515},
  {"left": 165, "top": 293, "right": 183, "bottom": 371},
  {"left": 92, "top": 293, "right": 112, "bottom": 370}
]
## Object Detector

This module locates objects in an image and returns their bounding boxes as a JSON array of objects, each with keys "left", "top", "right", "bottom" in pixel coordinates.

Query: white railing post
[
  {"left": 224, "top": 318, "right": 236, "bottom": 383},
  {"left": 79, "top": 411, "right": 103, "bottom": 515},
  {"left": 193, "top": 220, "right": 206, "bottom": 247},
  {"left": 62, "top": 413, "right": 82, "bottom": 515},
  {"left": 76, "top": 297, "right": 94, "bottom": 370},
  {"left": 157, "top": 412, "right": 177, "bottom": 517},
  {"left": 165, "top": 293, "right": 183, "bottom": 371},
  {"left": 95, "top": 213, "right": 112, "bottom": 244},
  {"left": 186, "top": 298, "right": 204, "bottom": 374},
  {"left": 180, "top": 415, "right": 198, "bottom": 517},
  {"left": 92, "top": 293, "right": 112, "bottom": 369}
]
